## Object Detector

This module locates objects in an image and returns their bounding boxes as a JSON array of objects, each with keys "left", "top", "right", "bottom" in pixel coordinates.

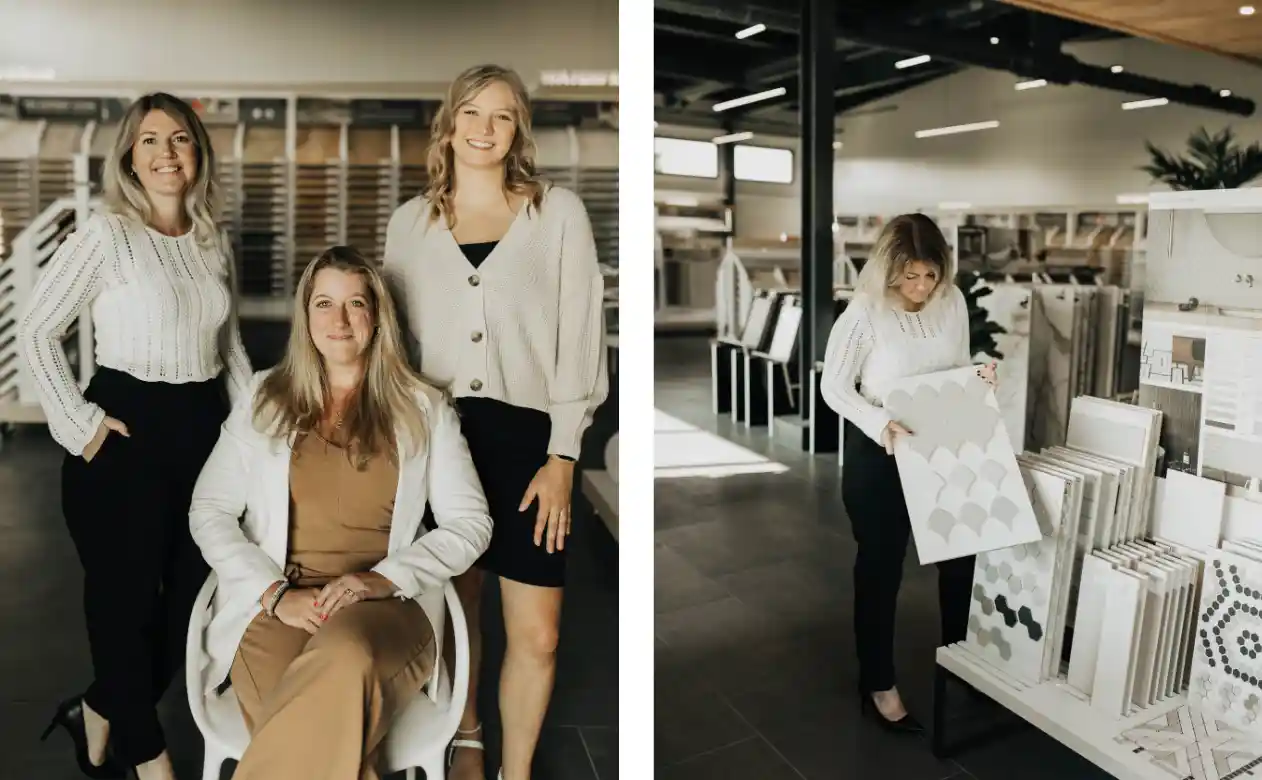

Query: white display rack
[{"left": 934, "top": 645, "right": 1196, "bottom": 779}]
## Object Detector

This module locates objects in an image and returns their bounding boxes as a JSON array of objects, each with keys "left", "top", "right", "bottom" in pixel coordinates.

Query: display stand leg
[
  {"left": 711, "top": 341, "right": 732, "bottom": 416},
  {"left": 743, "top": 351, "right": 769, "bottom": 428},
  {"left": 730, "top": 348, "right": 746, "bottom": 424}
]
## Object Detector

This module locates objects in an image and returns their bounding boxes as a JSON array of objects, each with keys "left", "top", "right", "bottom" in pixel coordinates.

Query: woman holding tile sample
[{"left": 821, "top": 213, "right": 996, "bottom": 733}]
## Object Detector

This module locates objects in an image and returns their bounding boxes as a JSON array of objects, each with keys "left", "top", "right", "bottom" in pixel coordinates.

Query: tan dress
[{"left": 228, "top": 432, "right": 436, "bottom": 780}]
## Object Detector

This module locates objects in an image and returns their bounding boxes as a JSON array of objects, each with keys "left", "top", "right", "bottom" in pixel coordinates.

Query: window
[
  {"left": 734, "top": 144, "right": 794, "bottom": 184},
  {"left": 654, "top": 137, "right": 718, "bottom": 178}
]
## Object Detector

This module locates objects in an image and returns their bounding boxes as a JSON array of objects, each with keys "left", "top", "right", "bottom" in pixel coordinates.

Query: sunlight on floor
[{"left": 654, "top": 410, "right": 790, "bottom": 479}]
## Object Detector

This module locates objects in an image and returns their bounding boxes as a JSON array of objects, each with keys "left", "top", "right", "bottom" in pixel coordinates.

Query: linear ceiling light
[
  {"left": 1122, "top": 97, "right": 1169, "bottom": 110},
  {"left": 713, "top": 131, "right": 754, "bottom": 144},
  {"left": 1222, "top": 89, "right": 1234, "bottom": 97},
  {"left": 990, "top": 36, "right": 1000, "bottom": 44},
  {"left": 1242, "top": 5, "right": 1256, "bottom": 15},
  {"left": 735, "top": 23, "right": 766, "bottom": 38},
  {"left": 712, "top": 87, "right": 788, "bottom": 112},
  {"left": 1116, "top": 193, "right": 1150, "bottom": 204},
  {"left": 1111, "top": 65, "right": 1124, "bottom": 73},
  {"left": 896, "top": 54, "right": 932, "bottom": 69},
  {"left": 1015, "top": 79, "right": 1048, "bottom": 91},
  {"left": 915, "top": 120, "right": 1000, "bottom": 138}
]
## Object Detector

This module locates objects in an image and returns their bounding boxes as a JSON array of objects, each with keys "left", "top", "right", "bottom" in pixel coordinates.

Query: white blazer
[{"left": 188, "top": 370, "right": 493, "bottom": 693}]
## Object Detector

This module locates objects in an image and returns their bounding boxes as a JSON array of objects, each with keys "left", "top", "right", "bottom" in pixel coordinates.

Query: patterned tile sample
[
  {"left": 1027, "top": 287, "right": 1077, "bottom": 451},
  {"left": 1190, "top": 550, "right": 1262, "bottom": 737},
  {"left": 977, "top": 284, "right": 1032, "bottom": 452},
  {"left": 1116, "top": 703, "right": 1262, "bottom": 780},
  {"left": 884, "top": 366, "right": 1042, "bottom": 564},
  {"left": 965, "top": 464, "right": 1070, "bottom": 684}
]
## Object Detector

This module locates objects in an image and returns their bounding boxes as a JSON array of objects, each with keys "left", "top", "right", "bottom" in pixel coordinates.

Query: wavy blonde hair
[
  {"left": 102, "top": 93, "right": 222, "bottom": 249},
  {"left": 424, "top": 64, "right": 546, "bottom": 227},
  {"left": 252, "top": 246, "right": 433, "bottom": 466},
  {"left": 855, "top": 213, "right": 955, "bottom": 307}
]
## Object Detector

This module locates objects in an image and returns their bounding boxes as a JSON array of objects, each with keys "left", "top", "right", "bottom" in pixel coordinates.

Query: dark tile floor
[
  {"left": 653, "top": 336, "right": 1108, "bottom": 780},
  {"left": 1, "top": 321, "right": 618, "bottom": 780}
]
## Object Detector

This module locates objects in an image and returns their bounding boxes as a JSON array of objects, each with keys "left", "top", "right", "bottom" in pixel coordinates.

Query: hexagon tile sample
[
  {"left": 882, "top": 365, "right": 1041, "bottom": 565},
  {"left": 1189, "top": 551, "right": 1262, "bottom": 738}
]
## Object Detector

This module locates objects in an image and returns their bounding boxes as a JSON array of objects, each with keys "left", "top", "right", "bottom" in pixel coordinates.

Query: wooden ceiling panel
[{"left": 999, "top": 0, "right": 1262, "bottom": 65}]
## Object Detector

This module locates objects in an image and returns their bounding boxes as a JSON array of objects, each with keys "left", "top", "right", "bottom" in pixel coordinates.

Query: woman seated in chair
[{"left": 188, "top": 245, "right": 492, "bottom": 780}]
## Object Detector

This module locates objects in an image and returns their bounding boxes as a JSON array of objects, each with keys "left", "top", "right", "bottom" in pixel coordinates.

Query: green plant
[
  {"left": 957, "top": 271, "right": 1006, "bottom": 361},
  {"left": 1141, "top": 127, "right": 1262, "bottom": 190}
]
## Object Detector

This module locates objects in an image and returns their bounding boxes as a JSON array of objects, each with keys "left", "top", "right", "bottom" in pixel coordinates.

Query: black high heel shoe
[
  {"left": 40, "top": 697, "right": 126, "bottom": 779},
  {"left": 857, "top": 686, "right": 925, "bottom": 734}
]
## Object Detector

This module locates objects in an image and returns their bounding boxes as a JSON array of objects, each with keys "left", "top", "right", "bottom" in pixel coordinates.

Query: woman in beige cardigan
[{"left": 188, "top": 246, "right": 492, "bottom": 780}]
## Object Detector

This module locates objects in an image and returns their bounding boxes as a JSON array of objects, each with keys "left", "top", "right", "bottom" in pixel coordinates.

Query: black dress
[{"left": 448, "top": 240, "right": 567, "bottom": 588}]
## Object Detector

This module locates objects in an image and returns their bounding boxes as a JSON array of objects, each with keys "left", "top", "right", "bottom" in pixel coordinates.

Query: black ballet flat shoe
[
  {"left": 857, "top": 687, "right": 926, "bottom": 735},
  {"left": 40, "top": 696, "right": 126, "bottom": 779}
]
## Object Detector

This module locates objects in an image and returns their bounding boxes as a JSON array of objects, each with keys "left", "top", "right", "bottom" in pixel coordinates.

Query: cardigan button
[
  {"left": 468, "top": 274, "right": 480, "bottom": 287},
  {"left": 470, "top": 379, "right": 483, "bottom": 392},
  {"left": 471, "top": 331, "right": 483, "bottom": 343}
]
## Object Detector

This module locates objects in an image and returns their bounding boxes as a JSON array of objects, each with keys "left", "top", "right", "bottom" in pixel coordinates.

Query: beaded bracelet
[{"left": 264, "top": 580, "right": 291, "bottom": 618}]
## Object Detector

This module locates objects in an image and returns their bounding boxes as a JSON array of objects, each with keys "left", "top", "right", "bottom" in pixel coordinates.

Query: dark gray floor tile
[
  {"left": 655, "top": 543, "right": 730, "bottom": 613},
  {"left": 580, "top": 726, "right": 617, "bottom": 780},
  {"left": 657, "top": 737, "right": 801, "bottom": 780},
  {"left": 655, "top": 685, "right": 754, "bottom": 766},
  {"left": 948, "top": 724, "right": 1111, "bottom": 780}
]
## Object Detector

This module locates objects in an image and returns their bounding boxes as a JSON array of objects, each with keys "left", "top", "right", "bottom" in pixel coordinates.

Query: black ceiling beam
[
  {"left": 656, "top": 50, "right": 747, "bottom": 86},
  {"left": 719, "top": 52, "right": 950, "bottom": 116},
  {"left": 653, "top": 8, "right": 797, "bottom": 50},
  {"left": 653, "top": 106, "right": 804, "bottom": 137},
  {"left": 838, "top": 19, "right": 1255, "bottom": 116},
  {"left": 833, "top": 68, "right": 962, "bottom": 113}
]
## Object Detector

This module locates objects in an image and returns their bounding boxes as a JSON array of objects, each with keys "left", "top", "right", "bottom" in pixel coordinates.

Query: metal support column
[
  {"left": 719, "top": 135, "right": 736, "bottom": 237},
  {"left": 799, "top": 0, "right": 839, "bottom": 452}
]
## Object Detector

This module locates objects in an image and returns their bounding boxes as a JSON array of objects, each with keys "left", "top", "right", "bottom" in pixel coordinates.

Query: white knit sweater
[
  {"left": 18, "top": 212, "right": 253, "bottom": 455},
  {"left": 383, "top": 185, "right": 608, "bottom": 459},
  {"left": 821, "top": 286, "right": 973, "bottom": 445}
]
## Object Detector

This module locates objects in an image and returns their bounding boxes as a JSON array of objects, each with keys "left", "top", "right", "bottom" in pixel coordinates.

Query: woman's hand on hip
[
  {"left": 82, "top": 416, "right": 130, "bottom": 463},
  {"left": 879, "top": 421, "right": 912, "bottom": 456},
  {"left": 521, "top": 455, "right": 575, "bottom": 554},
  {"left": 274, "top": 587, "right": 324, "bottom": 635},
  {"left": 314, "top": 572, "right": 397, "bottom": 622}
]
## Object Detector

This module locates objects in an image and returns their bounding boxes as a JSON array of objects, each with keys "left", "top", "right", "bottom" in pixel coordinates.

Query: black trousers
[
  {"left": 61, "top": 367, "right": 228, "bottom": 766},
  {"left": 841, "top": 420, "right": 975, "bottom": 693}
]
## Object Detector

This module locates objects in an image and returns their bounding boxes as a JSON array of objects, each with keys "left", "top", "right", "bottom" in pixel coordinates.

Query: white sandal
[{"left": 446, "top": 723, "right": 485, "bottom": 769}]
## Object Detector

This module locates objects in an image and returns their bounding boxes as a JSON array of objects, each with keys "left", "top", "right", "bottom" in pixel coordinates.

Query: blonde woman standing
[
  {"left": 20, "top": 93, "right": 252, "bottom": 780},
  {"left": 189, "top": 247, "right": 492, "bottom": 780},
  {"left": 821, "top": 214, "right": 995, "bottom": 733},
  {"left": 384, "top": 64, "right": 607, "bottom": 780}
]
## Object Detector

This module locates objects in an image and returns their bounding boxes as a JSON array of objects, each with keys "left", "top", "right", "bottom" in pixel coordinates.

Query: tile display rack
[{"left": 934, "top": 645, "right": 1190, "bottom": 780}]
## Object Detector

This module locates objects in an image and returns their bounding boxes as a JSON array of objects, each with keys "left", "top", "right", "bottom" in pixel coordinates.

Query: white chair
[{"left": 185, "top": 573, "right": 469, "bottom": 780}]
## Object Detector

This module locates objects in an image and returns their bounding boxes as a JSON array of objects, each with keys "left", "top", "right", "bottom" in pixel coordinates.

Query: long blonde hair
[
  {"left": 252, "top": 246, "right": 432, "bottom": 465},
  {"left": 102, "top": 93, "right": 222, "bottom": 248},
  {"left": 855, "top": 213, "right": 955, "bottom": 306},
  {"left": 424, "top": 64, "right": 546, "bottom": 227}
]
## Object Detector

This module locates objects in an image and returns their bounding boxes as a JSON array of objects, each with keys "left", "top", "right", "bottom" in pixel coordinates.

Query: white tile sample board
[
  {"left": 884, "top": 365, "right": 1042, "bottom": 564},
  {"left": 977, "top": 283, "right": 1032, "bottom": 452}
]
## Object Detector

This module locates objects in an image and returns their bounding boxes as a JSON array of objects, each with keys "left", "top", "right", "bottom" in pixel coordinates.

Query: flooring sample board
[
  {"left": 1115, "top": 703, "right": 1262, "bottom": 780},
  {"left": 884, "top": 366, "right": 1042, "bottom": 564},
  {"left": 1188, "top": 550, "right": 1262, "bottom": 736},
  {"left": 1068, "top": 554, "right": 1118, "bottom": 696},
  {"left": 1223, "top": 495, "right": 1262, "bottom": 543},
  {"left": 966, "top": 464, "right": 1071, "bottom": 684},
  {"left": 1092, "top": 567, "right": 1147, "bottom": 719},
  {"left": 1027, "top": 287, "right": 1077, "bottom": 452},
  {"left": 976, "top": 284, "right": 1032, "bottom": 453},
  {"left": 1066, "top": 398, "right": 1160, "bottom": 540},
  {"left": 1132, "top": 563, "right": 1170, "bottom": 707},
  {"left": 1049, "top": 446, "right": 1122, "bottom": 550},
  {"left": 1018, "top": 457, "right": 1084, "bottom": 679},
  {"left": 1153, "top": 471, "right": 1228, "bottom": 552},
  {"left": 1201, "top": 329, "right": 1262, "bottom": 490}
]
